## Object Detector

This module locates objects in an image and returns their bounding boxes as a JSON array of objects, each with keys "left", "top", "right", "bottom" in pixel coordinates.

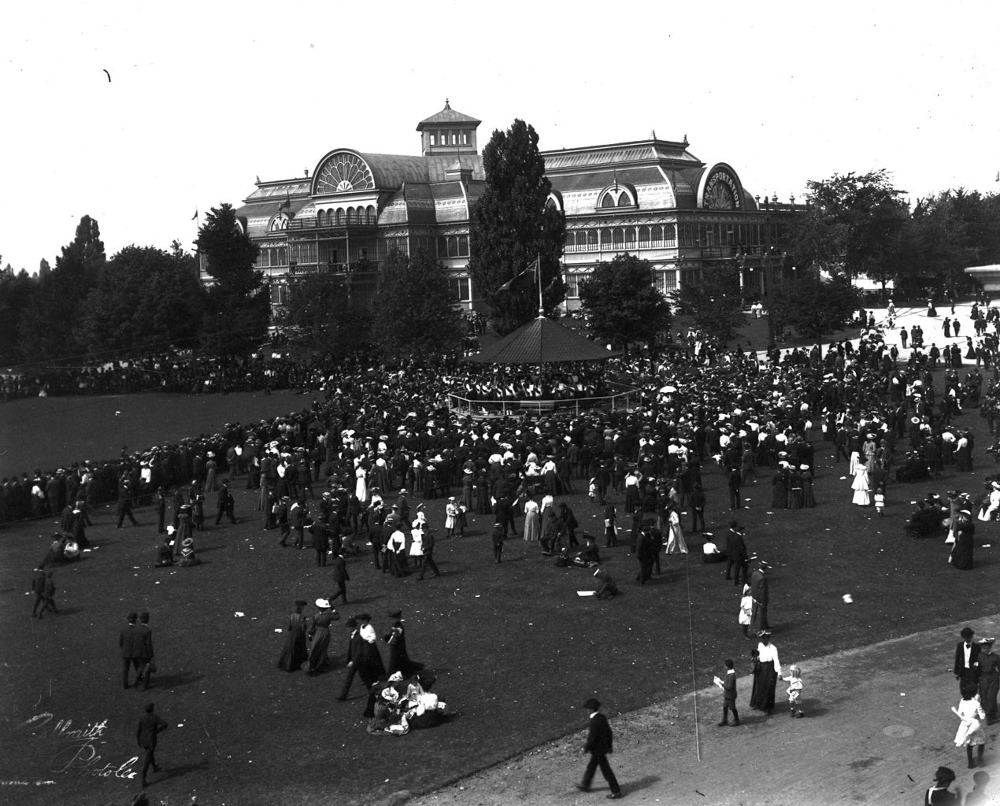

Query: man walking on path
[
  {"left": 136, "top": 702, "right": 168, "bottom": 788},
  {"left": 577, "top": 697, "right": 623, "bottom": 799}
]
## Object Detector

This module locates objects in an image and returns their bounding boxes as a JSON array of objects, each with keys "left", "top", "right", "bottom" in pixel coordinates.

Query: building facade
[{"left": 231, "top": 102, "right": 801, "bottom": 314}]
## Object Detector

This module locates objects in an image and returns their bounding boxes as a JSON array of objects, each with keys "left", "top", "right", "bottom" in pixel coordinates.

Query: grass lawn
[{"left": 2, "top": 375, "right": 999, "bottom": 805}]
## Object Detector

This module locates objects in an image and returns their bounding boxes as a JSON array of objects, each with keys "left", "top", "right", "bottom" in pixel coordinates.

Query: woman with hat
[
  {"left": 383, "top": 609, "right": 422, "bottom": 677},
  {"left": 924, "top": 766, "right": 960, "bottom": 804},
  {"left": 978, "top": 638, "right": 1000, "bottom": 724},
  {"left": 750, "top": 630, "right": 781, "bottom": 713},
  {"left": 952, "top": 683, "right": 987, "bottom": 768},
  {"left": 277, "top": 599, "right": 309, "bottom": 672},
  {"left": 949, "top": 508, "right": 976, "bottom": 570},
  {"left": 178, "top": 536, "right": 199, "bottom": 566},
  {"left": 307, "top": 599, "right": 337, "bottom": 675}
]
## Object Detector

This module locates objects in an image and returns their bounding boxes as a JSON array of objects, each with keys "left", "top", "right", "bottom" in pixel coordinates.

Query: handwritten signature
[{"left": 20, "top": 712, "right": 138, "bottom": 779}]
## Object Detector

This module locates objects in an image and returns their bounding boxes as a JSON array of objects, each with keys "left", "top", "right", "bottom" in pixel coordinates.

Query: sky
[{"left": 2, "top": 0, "right": 998, "bottom": 274}]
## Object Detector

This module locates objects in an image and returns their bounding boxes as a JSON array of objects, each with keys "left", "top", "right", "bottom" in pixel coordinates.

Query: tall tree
[
  {"left": 0, "top": 265, "right": 37, "bottom": 365},
  {"left": 789, "top": 170, "right": 908, "bottom": 291},
  {"left": 274, "top": 271, "right": 371, "bottom": 359},
  {"left": 579, "top": 255, "right": 671, "bottom": 353},
  {"left": 19, "top": 215, "right": 106, "bottom": 362},
  {"left": 195, "top": 203, "right": 268, "bottom": 357},
  {"left": 767, "top": 272, "right": 859, "bottom": 341},
  {"left": 373, "top": 250, "right": 463, "bottom": 360},
  {"left": 468, "top": 119, "right": 565, "bottom": 335},
  {"left": 670, "top": 270, "right": 745, "bottom": 347},
  {"left": 74, "top": 244, "right": 207, "bottom": 358}
]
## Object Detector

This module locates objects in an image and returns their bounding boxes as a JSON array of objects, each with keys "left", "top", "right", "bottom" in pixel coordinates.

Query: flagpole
[{"left": 537, "top": 254, "right": 543, "bottom": 316}]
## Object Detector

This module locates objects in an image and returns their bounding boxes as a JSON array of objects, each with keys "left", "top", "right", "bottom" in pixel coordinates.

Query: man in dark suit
[
  {"left": 955, "top": 626, "right": 981, "bottom": 693},
  {"left": 577, "top": 697, "right": 622, "bottom": 799},
  {"left": 336, "top": 617, "right": 362, "bottom": 701},
  {"left": 136, "top": 612, "right": 154, "bottom": 691},
  {"left": 749, "top": 559, "right": 770, "bottom": 634},
  {"left": 136, "top": 702, "right": 168, "bottom": 787},
  {"left": 418, "top": 527, "right": 440, "bottom": 579},
  {"left": 120, "top": 612, "right": 145, "bottom": 688},
  {"left": 329, "top": 552, "right": 349, "bottom": 602},
  {"left": 724, "top": 521, "right": 749, "bottom": 586}
]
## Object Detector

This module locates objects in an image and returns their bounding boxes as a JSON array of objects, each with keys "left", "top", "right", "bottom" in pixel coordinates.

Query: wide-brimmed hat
[{"left": 315, "top": 598, "right": 331, "bottom": 609}]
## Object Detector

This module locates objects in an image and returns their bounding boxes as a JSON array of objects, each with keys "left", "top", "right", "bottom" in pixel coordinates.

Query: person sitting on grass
[
  {"left": 594, "top": 567, "right": 619, "bottom": 599},
  {"left": 155, "top": 530, "right": 175, "bottom": 568}
]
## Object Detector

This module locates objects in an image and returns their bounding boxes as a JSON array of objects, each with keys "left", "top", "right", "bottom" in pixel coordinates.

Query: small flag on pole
[
  {"left": 497, "top": 258, "right": 538, "bottom": 293},
  {"left": 191, "top": 209, "right": 199, "bottom": 221}
]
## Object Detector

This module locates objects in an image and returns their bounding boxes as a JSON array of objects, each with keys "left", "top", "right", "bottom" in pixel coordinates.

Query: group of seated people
[
  {"left": 155, "top": 527, "right": 199, "bottom": 567},
  {"left": 367, "top": 671, "right": 450, "bottom": 736}
]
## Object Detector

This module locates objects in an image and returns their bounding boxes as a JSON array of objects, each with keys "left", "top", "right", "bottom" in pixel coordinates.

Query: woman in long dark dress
[
  {"left": 307, "top": 599, "right": 337, "bottom": 674},
  {"left": 277, "top": 599, "right": 309, "bottom": 672},
  {"left": 750, "top": 632, "right": 780, "bottom": 712},
  {"left": 384, "top": 610, "right": 424, "bottom": 677},
  {"left": 949, "top": 513, "right": 975, "bottom": 570},
  {"left": 770, "top": 467, "right": 788, "bottom": 509}
]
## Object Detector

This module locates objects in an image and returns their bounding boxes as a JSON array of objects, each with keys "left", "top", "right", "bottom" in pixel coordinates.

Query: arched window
[
  {"left": 366, "top": 205, "right": 377, "bottom": 224},
  {"left": 586, "top": 230, "right": 598, "bottom": 250},
  {"left": 664, "top": 223, "right": 677, "bottom": 245},
  {"left": 612, "top": 228, "right": 625, "bottom": 248},
  {"left": 624, "top": 227, "right": 636, "bottom": 248},
  {"left": 458, "top": 235, "right": 469, "bottom": 256},
  {"left": 565, "top": 232, "right": 576, "bottom": 251},
  {"left": 617, "top": 194, "right": 631, "bottom": 208},
  {"left": 600, "top": 228, "right": 612, "bottom": 250},
  {"left": 601, "top": 194, "right": 616, "bottom": 209},
  {"left": 638, "top": 226, "right": 650, "bottom": 248},
  {"left": 598, "top": 186, "right": 637, "bottom": 209},
  {"left": 334, "top": 209, "right": 344, "bottom": 226},
  {"left": 448, "top": 236, "right": 459, "bottom": 257}
]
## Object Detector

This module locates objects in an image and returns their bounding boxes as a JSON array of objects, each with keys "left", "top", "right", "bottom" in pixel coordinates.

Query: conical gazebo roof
[{"left": 466, "top": 316, "right": 619, "bottom": 364}]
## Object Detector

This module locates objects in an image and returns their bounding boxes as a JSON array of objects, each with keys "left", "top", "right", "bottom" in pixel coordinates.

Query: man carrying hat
[
  {"left": 577, "top": 697, "right": 622, "bottom": 799},
  {"left": 724, "top": 520, "right": 749, "bottom": 586}
]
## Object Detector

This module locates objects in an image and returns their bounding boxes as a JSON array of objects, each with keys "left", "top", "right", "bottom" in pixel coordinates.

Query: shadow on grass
[
  {"left": 158, "top": 758, "right": 211, "bottom": 782},
  {"left": 146, "top": 671, "right": 205, "bottom": 690},
  {"left": 622, "top": 774, "right": 662, "bottom": 796}
]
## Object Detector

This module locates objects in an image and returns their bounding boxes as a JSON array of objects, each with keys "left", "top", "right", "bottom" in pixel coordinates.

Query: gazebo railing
[{"left": 447, "top": 386, "right": 638, "bottom": 419}]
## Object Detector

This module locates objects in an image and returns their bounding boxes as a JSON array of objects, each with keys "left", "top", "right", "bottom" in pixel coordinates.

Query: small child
[
  {"left": 873, "top": 485, "right": 886, "bottom": 517},
  {"left": 713, "top": 658, "right": 740, "bottom": 727},
  {"left": 782, "top": 664, "right": 804, "bottom": 718}
]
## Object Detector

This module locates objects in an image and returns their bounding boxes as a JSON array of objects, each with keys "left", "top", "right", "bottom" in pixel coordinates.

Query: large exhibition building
[{"left": 232, "top": 101, "right": 802, "bottom": 313}]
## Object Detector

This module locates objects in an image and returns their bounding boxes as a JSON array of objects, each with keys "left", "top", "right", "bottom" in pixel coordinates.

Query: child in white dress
[
  {"left": 782, "top": 664, "right": 804, "bottom": 718},
  {"left": 953, "top": 685, "right": 987, "bottom": 768}
]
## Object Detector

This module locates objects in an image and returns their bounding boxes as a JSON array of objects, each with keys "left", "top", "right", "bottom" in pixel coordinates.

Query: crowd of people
[{"left": 14, "top": 297, "right": 1000, "bottom": 799}]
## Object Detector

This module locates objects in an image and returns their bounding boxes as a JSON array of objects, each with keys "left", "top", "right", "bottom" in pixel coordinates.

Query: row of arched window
[
  {"left": 564, "top": 224, "right": 677, "bottom": 253},
  {"left": 316, "top": 206, "right": 377, "bottom": 226}
]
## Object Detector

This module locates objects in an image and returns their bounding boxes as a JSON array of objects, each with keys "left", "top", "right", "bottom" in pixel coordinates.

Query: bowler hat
[{"left": 583, "top": 697, "right": 601, "bottom": 710}]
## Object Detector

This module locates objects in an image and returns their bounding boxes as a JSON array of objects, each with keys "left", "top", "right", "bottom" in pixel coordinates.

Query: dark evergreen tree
[
  {"left": 768, "top": 272, "right": 860, "bottom": 341},
  {"left": 195, "top": 203, "right": 269, "bottom": 357},
  {"left": 274, "top": 271, "right": 371, "bottom": 359},
  {"left": 468, "top": 119, "right": 565, "bottom": 335},
  {"left": 0, "top": 263, "right": 37, "bottom": 365},
  {"left": 579, "top": 255, "right": 671, "bottom": 353},
  {"left": 670, "top": 270, "right": 745, "bottom": 347},
  {"left": 19, "top": 215, "right": 106, "bottom": 362},
  {"left": 373, "top": 250, "right": 463, "bottom": 360}
]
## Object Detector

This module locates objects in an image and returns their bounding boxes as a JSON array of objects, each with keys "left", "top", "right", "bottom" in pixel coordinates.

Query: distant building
[{"left": 230, "top": 102, "right": 802, "bottom": 315}]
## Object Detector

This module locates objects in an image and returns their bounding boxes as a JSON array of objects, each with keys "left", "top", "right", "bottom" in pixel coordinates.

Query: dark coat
[
  {"left": 136, "top": 710, "right": 168, "bottom": 749},
  {"left": 120, "top": 623, "right": 145, "bottom": 659},
  {"left": 584, "top": 711, "right": 614, "bottom": 756}
]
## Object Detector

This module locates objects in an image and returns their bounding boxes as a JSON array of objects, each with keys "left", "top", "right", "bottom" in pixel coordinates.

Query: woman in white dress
[
  {"left": 355, "top": 465, "right": 368, "bottom": 506},
  {"left": 851, "top": 464, "right": 871, "bottom": 506},
  {"left": 523, "top": 498, "right": 540, "bottom": 542},
  {"left": 952, "top": 686, "right": 986, "bottom": 769},
  {"left": 665, "top": 504, "right": 688, "bottom": 554},
  {"left": 409, "top": 523, "right": 424, "bottom": 571}
]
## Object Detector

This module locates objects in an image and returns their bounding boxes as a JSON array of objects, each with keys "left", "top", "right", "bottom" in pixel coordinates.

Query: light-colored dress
[
  {"left": 851, "top": 466, "right": 871, "bottom": 506},
  {"left": 409, "top": 529, "right": 423, "bottom": 560},
  {"left": 355, "top": 467, "right": 368, "bottom": 505},
  {"left": 665, "top": 509, "right": 688, "bottom": 554},
  {"left": 953, "top": 696, "right": 986, "bottom": 746},
  {"left": 523, "top": 499, "right": 540, "bottom": 542}
]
